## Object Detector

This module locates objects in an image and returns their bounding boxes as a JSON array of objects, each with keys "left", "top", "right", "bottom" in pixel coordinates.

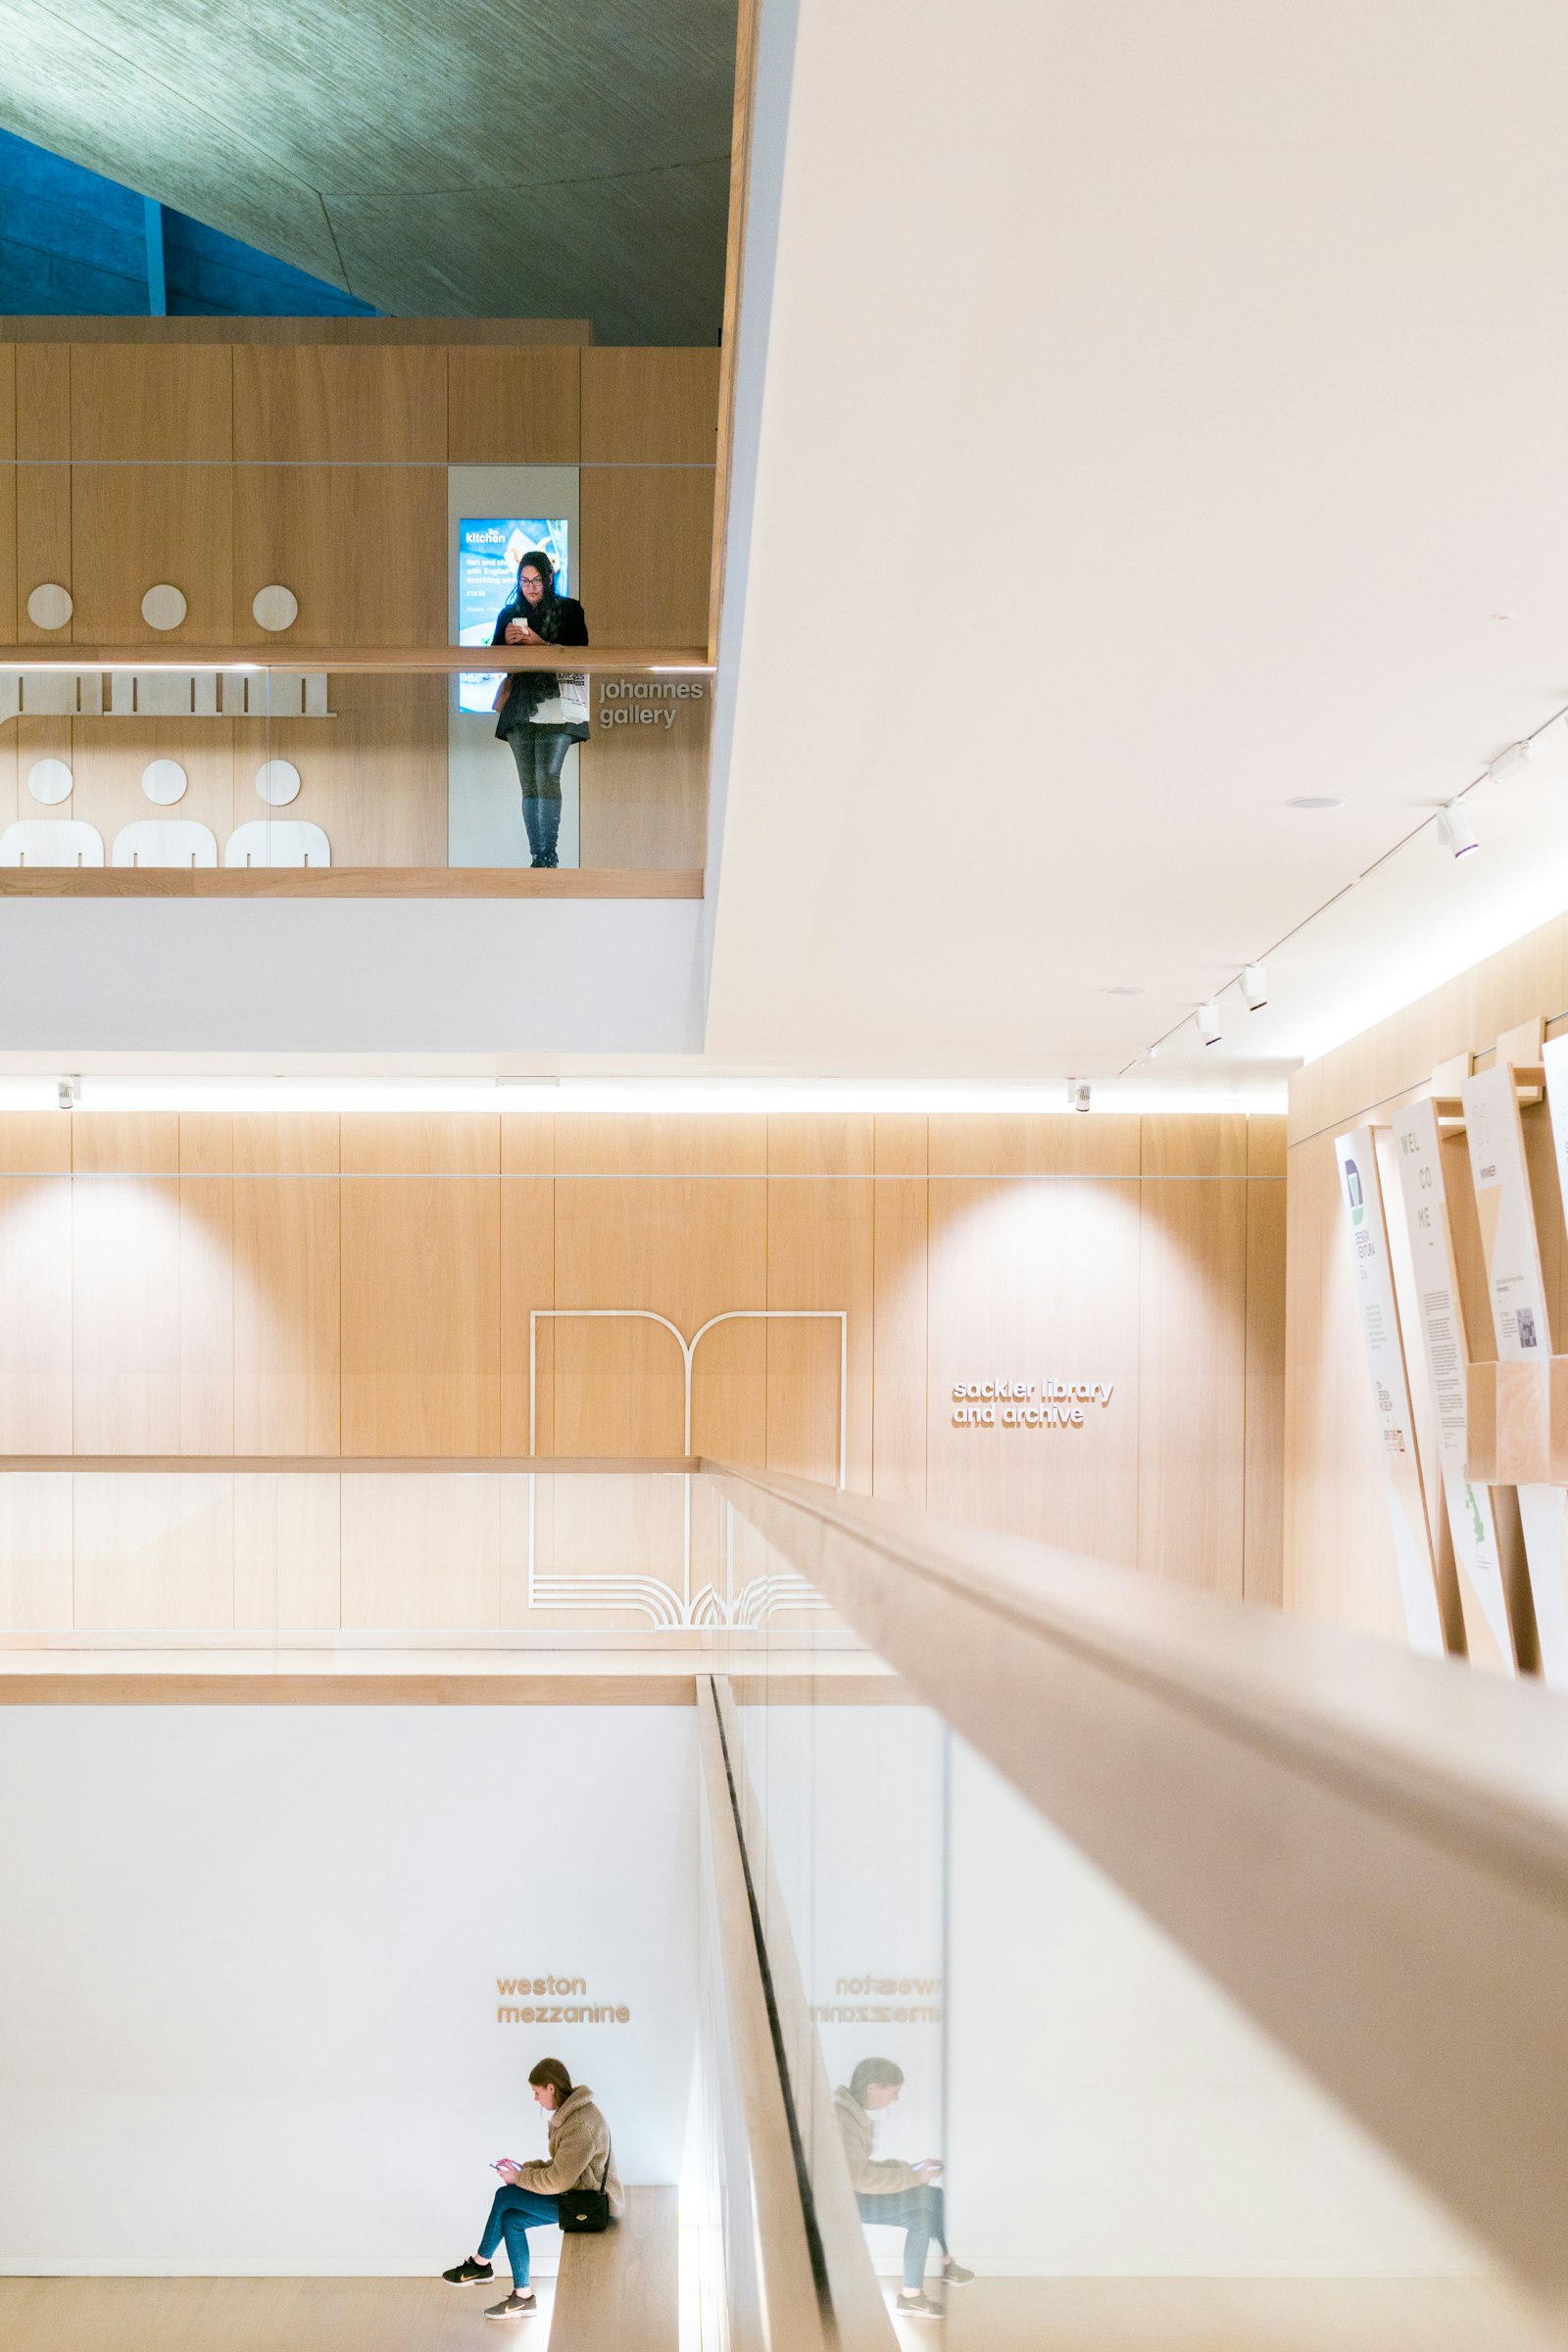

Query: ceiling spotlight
[
  {"left": 57, "top": 1075, "right": 79, "bottom": 1112},
  {"left": 1196, "top": 1002, "right": 1224, "bottom": 1047},
  {"left": 1436, "top": 803, "right": 1480, "bottom": 859},
  {"left": 1488, "top": 740, "right": 1539, "bottom": 782},
  {"left": 1241, "top": 963, "right": 1268, "bottom": 1011},
  {"left": 1068, "top": 1078, "right": 1092, "bottom": 1114}
]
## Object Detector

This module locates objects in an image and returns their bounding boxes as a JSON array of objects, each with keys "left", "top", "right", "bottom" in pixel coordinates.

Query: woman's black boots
[{"left": 521, "top": 797, "right": 562, "bottom": 868}]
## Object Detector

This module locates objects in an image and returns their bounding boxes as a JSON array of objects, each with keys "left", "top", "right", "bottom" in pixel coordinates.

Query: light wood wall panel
[
  {"left": 581, "top": 348, "right": 722, "bottom": 465},
  {"left": 339, "top": 1116, "right": 501, "bottom": 1454},
  {"left": 16, "top": 344, "right": 69, "bottom": 462},
  {"left": 70, "top": 345, "right": 232, "bottom": 463},
  {"left": 580, "top": 466, "right": 715, "bottom": 648},
  {"left": 232, "top": 347, "right": 446, "bottom": 464},
  {"left": 0, "top": 1111, "right": 1284, "bottom": 1630},
  {"left": 71, "top": 464, "right": 234, "bottom": 643},
  {"left": 0, "top": 345, "right": 16, "bottom": 644},
  {"left": 448, "top": 348, "right": 581, "bottom": 462},
  {"left": 231, "top": 465, "right": 445, "bottom": 647},
  {"left": 578, "top": 688, "right": 710, "bottom": 869}
]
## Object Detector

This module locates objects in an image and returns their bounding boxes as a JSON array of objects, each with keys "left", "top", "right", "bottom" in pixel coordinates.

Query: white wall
[
  {"left": 947, "top": 1740, "right": 1492, "bottom": 2278},
  {"left": 0, "top": 900, "right": 706, "bottom": 1054},
  {"left": 0, "top": 1706, "right": 697, "bottom": 2274}
]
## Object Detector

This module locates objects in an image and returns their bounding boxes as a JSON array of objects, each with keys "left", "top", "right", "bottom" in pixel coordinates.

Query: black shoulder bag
[{"left": 558, "top": 2138, "right": 613, "bottom": 2233}]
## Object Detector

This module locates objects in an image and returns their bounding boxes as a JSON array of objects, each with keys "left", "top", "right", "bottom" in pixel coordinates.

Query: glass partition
[
  {"left": 0, "top": 659, "right": 710, "bottom": 877},
  {"left": 699, "top": 1480, "right": 1558, "bottom": 2351}
]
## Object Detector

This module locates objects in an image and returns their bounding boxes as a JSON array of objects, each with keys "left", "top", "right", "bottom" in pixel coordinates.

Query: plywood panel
[
  {"left": 927, "top": 1114, "right": 1142, "bottom": 1176},
  {"left": 553, "top": 1114, "right": 766, "bottom": 1176},
  {"left": 179, "top": 1116, "right": 235, "bottom": 1454},
  {"left": 72, "top": 1470, "right": 233, "bottom": 1628},
  {"left": 580, "top": 466, "right": 714, "bottom": 649},
  {"left": 0, "top": 344, "right": 17, "bottom": 645},
  {"left": 1139, "top": 1173, "right": 1249, "bottom": 1594},
  {"left": 1245, "top": 1169, "right": 1287, "bottom": 1605},
  {"left": 233, "top": 1174, "right": 341, "bottom": 1456},
  {"left": 60, "top": 713, "right": 239, "bottom": 863},
  {"left": 255, "top": 670, "right": 447, "bottom": 866},
  {"left": 232, "top": 346, "right": 446, "bottom": 462},
  {"left": 70, "top": 344, "right": 231, "bottom": 462},
  {"left": 927, "top": 1177, "right": 1142, "bottom": 1563},
  {"left": 232, "top": 465, "right": 445, "bottom": 648},
  {"left": 550, "top": 1176, "right": 767, "bottom": 1459},
  {"left": 501, "top": 1177, "right": 556, "bottom": 1457},
  {"left": 16, "top": 343, "right": 69, "bottom": 462},
  {"left": 71, "top": 1122, "right": 182, "bottom": 1453},
  {"left": 872, "top": 1117, "right": 927, "bottom": 1506},
  {"left": 339, "top": 1470, "right": 500, "bottom": 1627},
  {"left": 71, "top": 464, "right": 234, "bottom": 643},
  {"left": 581, "top": 348, "right": 721, "bottom": 464},
  {"left": 578, "top": 686, "right": 710, "bottom": 869},
  {"left": 448, "top": 347, "right": 581, "bottom": 461},
  {"left": 766, "top": 1174, "right": 872, "bottom": 1489},
  {"left": 340, "top": 1117, "right": 501, "bottom": 1454},
  {"left": 233, "top": 1470, "right": 341, "bottom": 1627},
  {"left": 16, "top": 459, "right": 71, "bottom": 646},
  {"left": 1142, "top": 1111, "right": 1248, "bottom": 1177},
  {"left": 0, "top": 1471, "right": 72, "bottom": 1629},
  {"left": 0, "top": 1179, "right": 72, "bottom": 1450}
]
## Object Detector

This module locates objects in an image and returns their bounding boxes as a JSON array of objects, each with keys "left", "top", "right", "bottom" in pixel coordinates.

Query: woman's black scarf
[{"left": 496, "top": 577, "right": 569, "bottom": 728}]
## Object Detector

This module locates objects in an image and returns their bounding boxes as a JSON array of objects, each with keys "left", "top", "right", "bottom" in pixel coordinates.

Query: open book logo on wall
[{"left": 525, "top": 1308, "right": 848, "bottom": 1629}]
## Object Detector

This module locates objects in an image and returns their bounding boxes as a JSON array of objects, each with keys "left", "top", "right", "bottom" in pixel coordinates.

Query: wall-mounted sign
[
  {"left": 1460, "top": 1063, "right": 1568, "bottom": 1684},
  {"left": 495, "top": 1973, "right": 630, "bottom": 2026},
  {"left": 1390, "top": 1096, "right": 1515, "bottom": 1670},
  {"left": 951, "top": 1378, "right": 1113, "bottom": 1429},
  {"left": 1334, "top": 1126, "right": 1446, "bottom": 1656},
  {"left": 597, "top": 678, "right": 707, "bottom": 731}
]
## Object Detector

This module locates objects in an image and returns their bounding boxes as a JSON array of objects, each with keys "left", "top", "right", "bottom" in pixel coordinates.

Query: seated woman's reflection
[{"left": 835, "top": 2056, "right": 973, "bottom": 2319}]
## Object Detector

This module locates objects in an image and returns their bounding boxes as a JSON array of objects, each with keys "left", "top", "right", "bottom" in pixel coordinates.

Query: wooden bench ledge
[{"left": 553, "top": 2183, "right": 677, "bottom": 2352}]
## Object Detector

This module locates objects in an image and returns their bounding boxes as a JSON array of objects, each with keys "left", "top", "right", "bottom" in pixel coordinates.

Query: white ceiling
[{"left": 704, "top": 0, "right": 1568, "bottom": 1097}]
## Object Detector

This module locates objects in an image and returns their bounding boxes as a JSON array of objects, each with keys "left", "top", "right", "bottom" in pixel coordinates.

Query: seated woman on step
[{"left": 442, "top": 2057, "right": 622, "bottom": 2319}]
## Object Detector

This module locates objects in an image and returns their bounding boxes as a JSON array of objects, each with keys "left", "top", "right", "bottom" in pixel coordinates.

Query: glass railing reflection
[{"left": 0, "top": 661, "right": 710, "bottom": 878}]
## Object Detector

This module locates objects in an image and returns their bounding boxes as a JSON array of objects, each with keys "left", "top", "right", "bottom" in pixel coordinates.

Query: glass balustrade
[{"left": 0, "top": 658, "right": 710, "bottom": 880}]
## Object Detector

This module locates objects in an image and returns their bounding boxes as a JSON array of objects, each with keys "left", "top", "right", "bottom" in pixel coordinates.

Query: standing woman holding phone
[{"left": 490, "top": 550, "right": 590, "bottom": 869}]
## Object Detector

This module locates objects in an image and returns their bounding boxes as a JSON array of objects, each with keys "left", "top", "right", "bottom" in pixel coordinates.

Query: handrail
[
  {"left": 707, "top": 1462, "right": 1568, "bottom": 2306},
  {"left": 0, "top": 646, "right": 712, "bottom": 674},
  {"left": 695, "top": 1673, "right": 832, "bottom": 2352},
  {"left": 710, "top": 1675, "right": 897, "bottom": 2352}
]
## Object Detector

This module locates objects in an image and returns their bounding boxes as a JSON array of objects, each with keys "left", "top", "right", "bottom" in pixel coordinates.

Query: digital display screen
[{"left": 457, "top": 517, "right": 570, "bottom": 714}]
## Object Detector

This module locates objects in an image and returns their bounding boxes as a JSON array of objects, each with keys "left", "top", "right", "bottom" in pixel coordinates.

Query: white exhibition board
[
  {"left": 1389, "top": 1097, "right": 1514, "bottom": 1670},
  {"left": 1333, "top": 1126, "right": 1446, "bottom": 1656},
  {"left": 1460, "top": 1062, "right": 1568, "bottom": 1684}
]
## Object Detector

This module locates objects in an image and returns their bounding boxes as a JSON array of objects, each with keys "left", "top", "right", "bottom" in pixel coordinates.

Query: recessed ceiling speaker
[
  {"left": 252, "top": 585, "right": 299, "bottom": 633},
  {"left": 141, "top": 583, "right": 188, "bottom": 631},
  {"left": 26, "top": 757, "right": 73, "bottom": 806},
  {"left": 1196, "top": 1001, "right": 1224, "bottom": 1046},
  {"left": 25, "top": 583, "right": 72, "bottom": 630},
  {"left": 255, "top": 759, "right": 302, "bottom": 807},
  {"left": 141, "top": 759, "right": 188, "bottom": 807},
  {"left": 1436, "top": 803, "right": 1479, "bottom": 858}
]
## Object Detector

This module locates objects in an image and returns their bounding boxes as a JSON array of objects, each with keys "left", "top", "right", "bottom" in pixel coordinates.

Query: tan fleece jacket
[
  {"left": 835, "top": 2085, "right": 918, "bottom": 2195},
  {"left": 516, "top": 2084, "right": 625, "bottom": 2219}
]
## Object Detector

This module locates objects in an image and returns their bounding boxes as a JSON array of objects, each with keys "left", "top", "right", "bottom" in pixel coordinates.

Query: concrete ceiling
[
  {"left": 706, "top": 0, "right": 1568, "bottom": 1096},
  {"left": 0, "top": 0, "right": 737, "bottom": 340}
]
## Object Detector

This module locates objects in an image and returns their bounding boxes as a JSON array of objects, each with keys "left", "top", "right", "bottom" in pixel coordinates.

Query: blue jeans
[
  {"left": 857, "top": 2183, "right": 948, "bottom": 2290},
  {"left": 478, "top": 2184, "right": 562, "bottom": 2287}
]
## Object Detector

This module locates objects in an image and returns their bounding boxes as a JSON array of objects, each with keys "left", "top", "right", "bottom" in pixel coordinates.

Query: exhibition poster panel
[
  {"left": 1460, "top": 1063, "right": 1568, "bottom": 1683},
  {"left": 1390, "top": 1097, "right": 1514, "bottom": 1669},
  {"left": 1334, "top": 1126, "right": 1446, "bottom": 1657}
]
